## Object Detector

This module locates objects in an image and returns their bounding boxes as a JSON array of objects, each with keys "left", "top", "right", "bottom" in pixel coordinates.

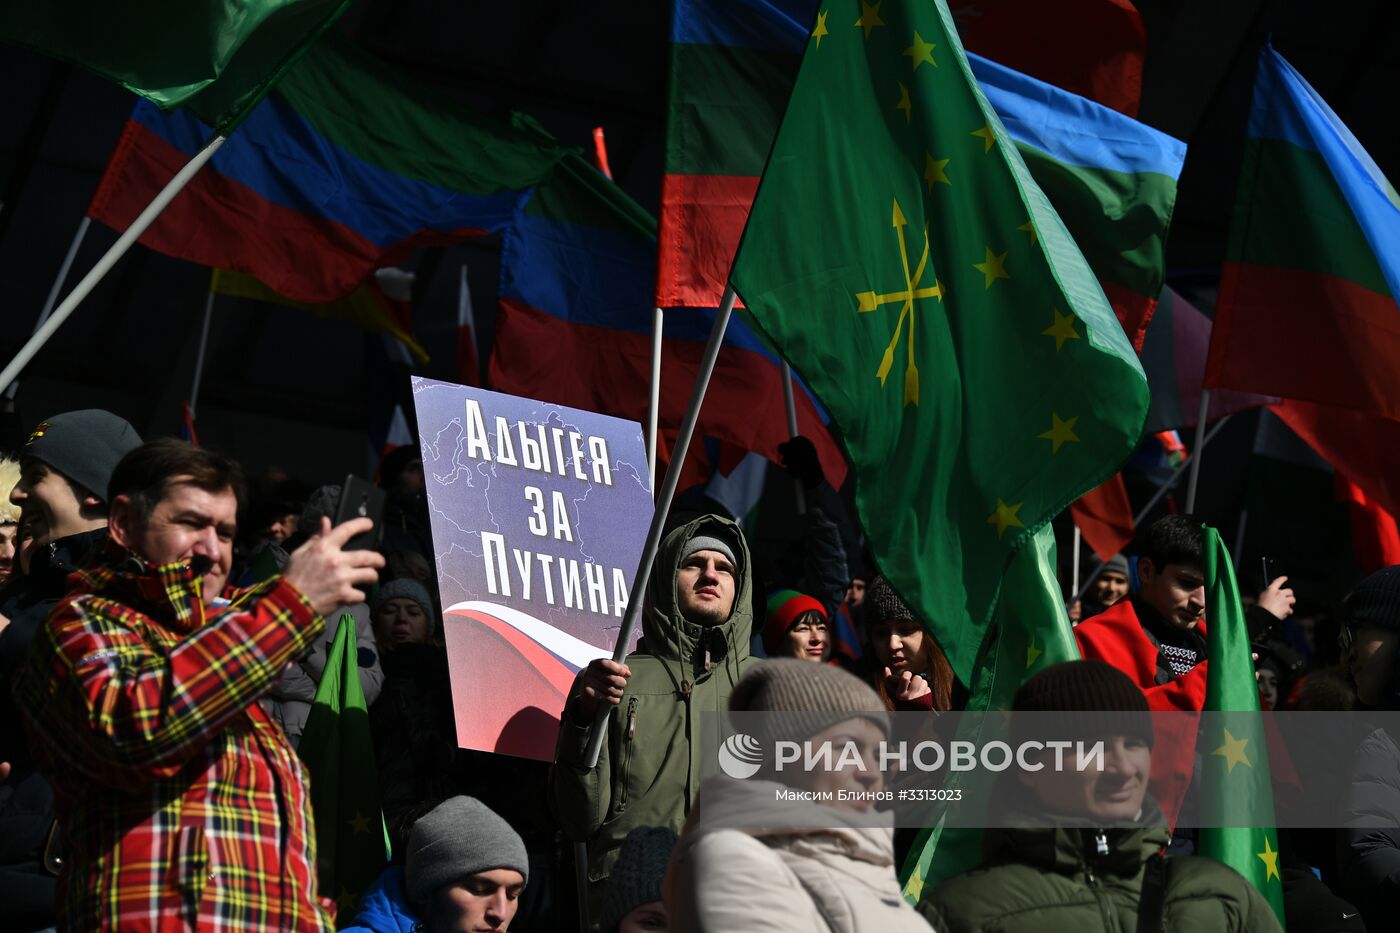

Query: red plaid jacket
[{"left": 13, "top": 548, "right": 335, "bottom": 931}]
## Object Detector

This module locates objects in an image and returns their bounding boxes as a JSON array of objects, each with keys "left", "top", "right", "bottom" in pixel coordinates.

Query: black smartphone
[
  {"left": 1260, "top": 556, "right": 1284, "bottom": 587},
  {"left": 333, "top": 474, "right": 386, "bottom": 551}
]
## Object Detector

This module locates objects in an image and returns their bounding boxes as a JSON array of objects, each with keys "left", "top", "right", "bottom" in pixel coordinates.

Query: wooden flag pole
[
  {"left": 3, "top": 215, "right": 91, "bottom": 400},
  {"left": 0, "top": 134, "right": 226, "bottom": 392},
  {"left": 647, "top": 307, "right": 664, "bottom": 493},
  {"left": 1184, "top": 389, "right": 1212, "bottom": 512},
  {"left": 585, "top": 286, "right": 737, "bottom": 768},
  {"left": 781, "top": 361, "right": 807, "bottom": 514}
]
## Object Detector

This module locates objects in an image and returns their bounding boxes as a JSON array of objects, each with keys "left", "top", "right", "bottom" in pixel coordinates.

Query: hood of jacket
[
  {"left": 344, "top": 866, "right": 422, "bottom": 933},
  {"left": 639, "top": 514, "right": 753, "bottom": 678},
  {"left": 680, "top": 775, "right": 897, "bottom": 869},
  {"left": 980, "top": 794, "right": 1171, "bottom": 878}
]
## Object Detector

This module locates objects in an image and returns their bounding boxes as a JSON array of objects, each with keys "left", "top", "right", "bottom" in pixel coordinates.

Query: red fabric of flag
[
  {"left": 1069, "top": 472, "right": 1134, "bottom": 561},
  {"left": 950, "top": 0, "right": 1146, "bottom": 116},
  {"left": 1335, "top": 470, "right": 1400, "bottom": 574}
]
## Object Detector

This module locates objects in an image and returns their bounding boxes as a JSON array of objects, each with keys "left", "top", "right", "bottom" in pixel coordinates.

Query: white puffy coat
[{"left": 665, "top": 776, "right": 936, "bottom": 933}]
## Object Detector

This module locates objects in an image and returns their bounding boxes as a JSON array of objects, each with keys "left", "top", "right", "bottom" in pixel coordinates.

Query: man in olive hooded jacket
[
  {"left": 550, "top": 514, "right": 756, "bottom": 914},
  {"left": 920, "top": 660, "right": 1281, "bottom": 933}
]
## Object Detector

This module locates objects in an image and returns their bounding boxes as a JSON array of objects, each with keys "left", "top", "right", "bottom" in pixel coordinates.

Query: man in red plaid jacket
[{"left": 14, "top": 439, "right": 384, "bottom": 930}]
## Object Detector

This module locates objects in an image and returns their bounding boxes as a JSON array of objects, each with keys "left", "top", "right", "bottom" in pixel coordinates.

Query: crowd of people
[{"left": 0, "top": 409, "right": 1392, "bottom": 932}]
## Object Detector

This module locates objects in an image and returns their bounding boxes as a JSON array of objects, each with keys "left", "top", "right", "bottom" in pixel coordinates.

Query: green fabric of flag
[
  {"left": 298, "top": 614, "right": 390, "bottom": 924},
  {"left": 1199, "top": 526, "right": 1287, "bottom": 925},
  {"left": 900, "top": 523, "right": 1081, "bottom": 902},
  {"left": 729, "top": 0, "right": 1148, "bottom": 687},
  {"left": 0, "top": 0, "right": 350, "bottom": 131}
]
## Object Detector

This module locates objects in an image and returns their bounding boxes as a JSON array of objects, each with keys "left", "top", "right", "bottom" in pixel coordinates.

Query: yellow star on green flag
[
  {"left": 728, "top": 0, "right": 1147, "bottom": 689},
  {"left": 1199, "top": 526, "right": 1287, "bottom": 926}
]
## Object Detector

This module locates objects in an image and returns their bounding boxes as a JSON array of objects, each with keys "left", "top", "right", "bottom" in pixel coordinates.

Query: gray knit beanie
[
  {"left": 404, "top": 797, "right": 529, "bottom": 905},
  {"left": 730, "top": 658, "right": 889, "bottom": 744},
  {"left": 372, "top": 577, "right": 436, "bottom": 636},
  {"left": 683, "top": 533, "right": 737, "bottom": 568},
  {"left": 1103, "top": 553, "right": 1130, "bottom": 577},
  {"left": 866, "top": 575, "right": 914, "bottom": 626},
  {"left": 597, "top": 826, "right": 677, "bottom": 933},
  {"left": 24, "top": 409, "right": 141, "bottom": 502}
]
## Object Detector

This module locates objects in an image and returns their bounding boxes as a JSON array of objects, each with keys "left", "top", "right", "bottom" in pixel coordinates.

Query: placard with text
[{"left": 413, "top": 377, "right": 652, "bottom": 760}]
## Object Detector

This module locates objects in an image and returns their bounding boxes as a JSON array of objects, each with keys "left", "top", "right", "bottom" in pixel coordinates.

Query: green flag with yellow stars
[
  {"left": 1199, "top": 526, "right": 1287, "bottom": 925},
  {"left": 298, "top": 614, "right": 391, "bottom": 925},
  {"left": 900, "top": 523, "right": 1082, "bottom": 903},
  {"left": 728, "top": 0, "right": 1148, "bottom": 687}
]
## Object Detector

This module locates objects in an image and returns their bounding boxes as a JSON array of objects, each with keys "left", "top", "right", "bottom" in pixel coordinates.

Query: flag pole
[
  {"left": 0, "top": 134, "right": 226, "bottom": 393},
  {"left": 781, "top": 361, "right": 807, "bottom": 514},
  {"left": 3, "top": 215, "right": 91, "bottom": 400},
  {"left": 1184, "top": 389, "right": 1212, "bottom": 512},
  {"left": 1071, "top": 525, "right": 1081, "bottom": 594},
  {"left": 1072, "top": 414, "right": 1233, "bottom": 602},
  {"left": 188, "top": 288, "right": 216, "bottom": 421},
  {"left": 585, "top": 286, "right": 737, "bottom": 768},
  {"left": 647, "top": 307, "right": 663, "bottom": 493}
]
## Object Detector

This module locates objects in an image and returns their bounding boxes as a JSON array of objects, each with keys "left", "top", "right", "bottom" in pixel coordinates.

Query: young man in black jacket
[{"left": 0, "top": 408, "right": 141, "bottom": 931}]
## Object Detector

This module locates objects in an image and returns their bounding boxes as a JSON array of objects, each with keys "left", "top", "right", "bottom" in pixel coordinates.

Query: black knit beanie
[
  {"left": 866, "top": 575, "right": 914, "bottom": 625},
  {"left": 26, "top": 409, "right": 141, "bottom": 502},
  {"left": 597, "top": 826, "right": 677, "bottom": 933},
  {"left": 1012, "top": 659, "right": 1153, "bottom": 747},
  {"left": 1343, "top": 565, "right": 1400, "bottom": 632}
]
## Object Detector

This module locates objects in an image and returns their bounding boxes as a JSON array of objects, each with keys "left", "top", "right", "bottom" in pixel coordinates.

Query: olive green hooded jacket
[
  {"left": 549, "top": 514, "right": 757, "bottom": 906},
  {"left": 920, "top": 801, "right": 1282, "bottom": 933}
]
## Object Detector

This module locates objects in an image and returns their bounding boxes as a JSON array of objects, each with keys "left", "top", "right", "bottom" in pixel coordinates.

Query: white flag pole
[
  {"left": 188, "top": 289, "right": 216, "bottom": 421},
  {"left": 647, "top": 307, "right": 664, "bottom": 493},
  {"left": 1184, "top": 389, "right": 1212, "bottom": 512},
  {"left": 0, "top": 134, "right": 226, "bottom": 392},
  {"left": 4, "top": 216, "right": 91, "bottom": 400},
  {"left": 1071, "top": 525, "right": 1082, "bottom": 594},
  {"left": 781, "top": 361, "right": 807, "bottom": 515},
  {"left": 585, "top": 287, "right": 737, "bottom": 768}
]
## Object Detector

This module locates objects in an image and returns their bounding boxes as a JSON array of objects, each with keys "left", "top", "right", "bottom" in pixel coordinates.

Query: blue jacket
[{"left": 343, "top": 866, "right": 424, "bottom": 933}]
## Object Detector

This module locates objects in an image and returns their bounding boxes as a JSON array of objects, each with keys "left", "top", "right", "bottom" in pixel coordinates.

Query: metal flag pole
[
  {"left": 3, "top": 215, "right": 91, "bottom": 400},
  {"left": 585, "top": 287, "right": 737, "bottom": 767},
  {"left": 1184, "top": 389, "right": 1212, "bottom": 512},
  {"left": 188, "top": 289, "right": 216, "bottom": 421},
  {"left": 1072, "top": 414, "right": 1233, "bottom": 602},
  {"left": 0, "top": 134, "right": 226, "bottom": 392},
  {"left": 781, "top": 361, "right": 807, "bottom": 514},
  {"left": 647, "top": 307, "right": 664, "bottom": 493}
]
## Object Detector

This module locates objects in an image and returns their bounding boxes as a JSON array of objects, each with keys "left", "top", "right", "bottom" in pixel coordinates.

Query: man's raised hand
[
  {"left": 283, "top": 517, "right": 386, "bottom": 616},
  {"left": 1258, "top": 575, "right": 1296, "bottom": 621}
]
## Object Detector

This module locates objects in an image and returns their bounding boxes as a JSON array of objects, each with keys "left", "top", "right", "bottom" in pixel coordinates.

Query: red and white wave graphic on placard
[{"left": 442, "top": 601, "right": 611, "bottom": 761}]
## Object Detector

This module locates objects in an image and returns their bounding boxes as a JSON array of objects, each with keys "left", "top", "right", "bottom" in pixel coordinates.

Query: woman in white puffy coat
[{"left": 663, "top": 659, "right": 935, "bottom": 933}]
